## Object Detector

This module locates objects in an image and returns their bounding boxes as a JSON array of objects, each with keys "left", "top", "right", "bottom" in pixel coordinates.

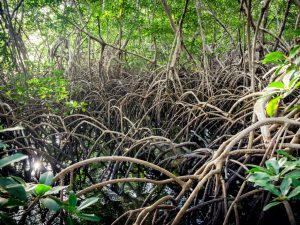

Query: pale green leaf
[
  {"left": 287, "top": 186, "right": 300, "bottom": 199},
  {"left": 266, "top": 96, "right": 281, "bottom": 117},
  {"left": 40, "top": 198, "right": 60, "bottom": 212},
  {"left": 263, "top": 201, "right": 281, "bottom": 211},
  {"left": 77, "top": 197, "right": 99, "bottom": 211},
  {"left": 280, "top": 177, "right": 292, "bottom": 196},
  {"left": 39, "top": 172, "right": 54, "bottom": 186}
]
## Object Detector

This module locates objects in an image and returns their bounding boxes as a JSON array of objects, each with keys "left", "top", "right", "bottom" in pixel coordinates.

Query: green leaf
[
  {"left": 0, "top": 177, "right": 17, "bottom": 187},
  {"left": 283, "top": 69, "right": 296, "bottom": 90},
  {"left": 246, "top": 164, "right": 272, "bottom": 174},
  {"left": 289, "top": 104, "right": 300, "bottom": 112},
  {"left": 267, "top": 82, "right": 285, "bottom": 89},
  {"left": 291, "top": 179, "right": 300, "bottom": 188},
  {"left": 285, "top": 170, "right": 300, "bottom": 179},
  {"left": 0, "top": 154, "right": 27, "bottom": 169},
  {"left": 288, "top": 76, "right": 300, "bottom": 89},
  {"left": 35, "top": 184, "right": 52, "bottom": 196},
  {"left": 263, "top": 201, "right": 281, "bottom": 211},
  {"left": 77, "top": 197, "right": 99, "bottom": 211},
  {"left": 276, "top": 150, "right": 297, "bottom": 160},
  {"left": 265, "top": 158, "right": 280, "bottom": 174},
  {"left": 275, "top": 65, "right": 284, "bottom": 77},
  {"left": 247, "top": 167, "right": 266, "bottom": 173},
  {"left": 287, "top": 186, "right": 300, "bottom": 199},
  {"left": 248, "top": 172, "right": 271, "bottom": 183},
  {"left": 10, "top": 176, "right": 26, "bottom": 185},
  {"left": 263, "top": 183, "right": 281, "bottom": 196},
  {"left": 280, "top": 177, "right": 292, "bottom": 196},
  {"left": 39, "top": 172, "right": 54, "bottom": 186},
  {"left": 289, "top": 45, "right": 300, "bottom": 59},
  {"left": 281, "top": 162, "right": 298, "bottom": 175},
  {"left": 69, "top": 192, "right": 77, "bottom": 208},
  {"left": 294, "top": 80, "right": 300, "bottom": 89},
  {"left": 278, "top": 157, "right": 287, "bottom": 167},
  {"left": 5, "top": 183, "right": 27, "bottom": 201},
  {"left": 40, "top": 198, "right": 60, "bottom": 212},
  {"left": 76, "top": 213, "right": 100, "bottom": 222},
  {"left": 65, "top": 217, "right": 74, "bottom": 225},
  {"left": 266, "top": 96, "right": 281, "bottom": 117},
  {"left": 44, "top": 186, "right": 68, "bottom": 196},
  {"left": 0, "top": 178, "right": 27, "bottom": 201},
  {"left": 262, "top": 52, "right": 286, "bottom": 64}
]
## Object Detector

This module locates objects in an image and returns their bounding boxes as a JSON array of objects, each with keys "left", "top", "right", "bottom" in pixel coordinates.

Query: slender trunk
[{"left": 195, "top": 0, "right": 209, "bottom": 73}]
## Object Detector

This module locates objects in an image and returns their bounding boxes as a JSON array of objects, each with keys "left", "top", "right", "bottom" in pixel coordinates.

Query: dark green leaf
[
  {"left": 276, "top": 150, "right": 296, "bottom": 160},
  {"left": 0, "top": 177, "right": 18, "bottom": 187},
  {"left": 65, "top": 217, "right": 74, "bottom": 225},
  {"left": 69, "top": 192, "right": 77, "bottom": 208},
  {"left": 10, "top": 176, "right": 26, "bottom": 185},
  {"left": 0, "top": 177, "right": 27, "bottom": 201},
  {"left": 0, "top": 154, "right": 27, "bottom": 169},
  {"left": 291, "top": 179, "right": 300, "bottom": 188},
  {"left": 5, "top": 183, "right": 27, "bottom": 201},
  {"left": 247, "top": 167, "right": 265, "bottom": 173},
  {"left": 263, "top": 183, "right": 281, "bottom": 196}
]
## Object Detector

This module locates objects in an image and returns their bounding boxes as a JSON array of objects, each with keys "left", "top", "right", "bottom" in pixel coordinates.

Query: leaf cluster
[
  {"left": 263, "top": 46, "right": 300, "bottom": 117},
  {"left": 0, "top": 127, "right": 100, "bottom": 224},
  {"left": 247, "top": 150, "right": 300, "bottom": 211}
]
